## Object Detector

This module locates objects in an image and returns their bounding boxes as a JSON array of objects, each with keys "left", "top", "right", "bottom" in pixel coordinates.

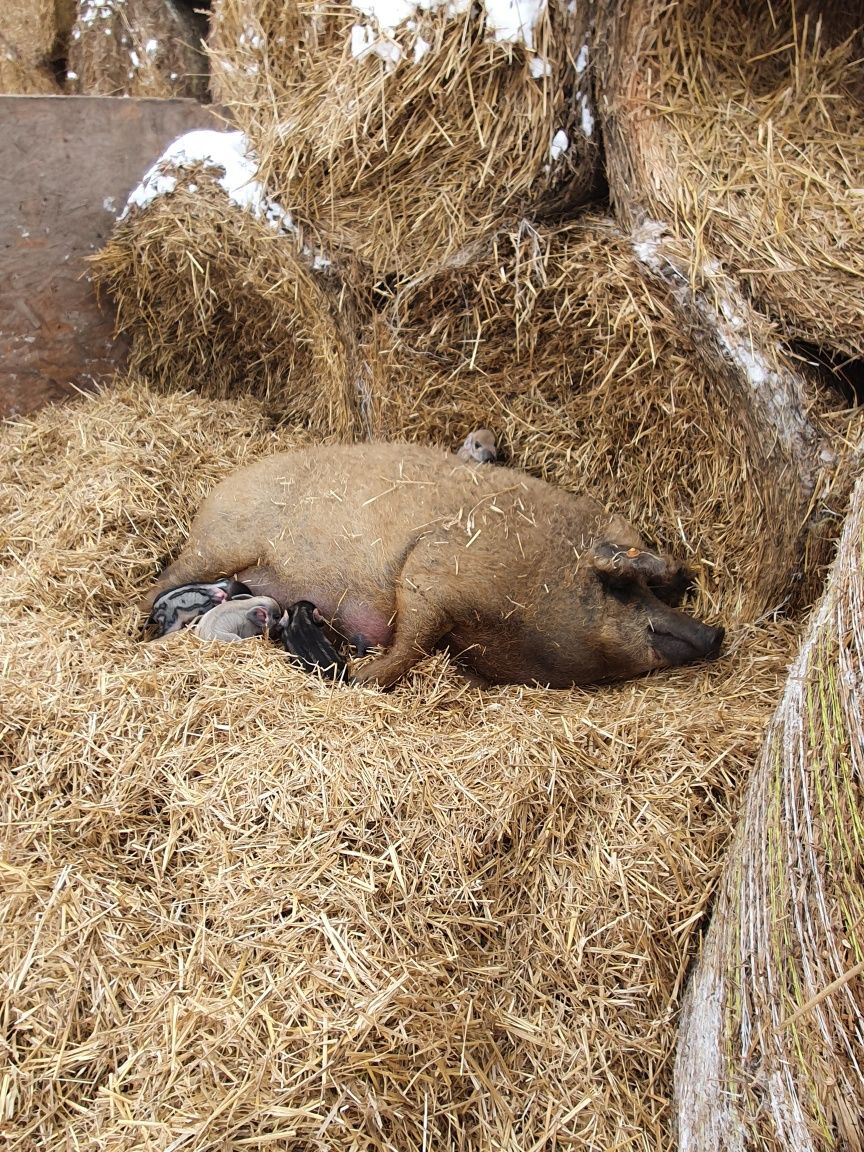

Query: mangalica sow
[{"left": 144, "top": 443, "right": 723, "bottom": 687}]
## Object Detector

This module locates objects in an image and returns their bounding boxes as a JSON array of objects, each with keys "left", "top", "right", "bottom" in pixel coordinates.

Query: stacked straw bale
[
  {"left": 0, "top": 0, "right": 62, "bottom": 93},
  {"left": 1, "top": 380, "right": 808, "bottom": 1149},
  {"left": 67, "top": 0, "right": 209, "bottom": 99},
  {"left": 598, "top": 0, "right": 864, "bottom": 363},
  {"left": 91, "top": 129, "right": 369, "bottom": 440},
  {"left": 208, "top": 0, "right": 601, "bottom": 280},
  {"left": 675, "top": 454, "right": 864, "bottom": 1152},
  {"left": 373, "top": 214, "right": 856, "bottom": 621}
]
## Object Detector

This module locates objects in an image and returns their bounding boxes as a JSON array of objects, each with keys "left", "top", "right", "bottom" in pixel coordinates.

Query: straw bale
[
  {"left": 0, "top": 0, "right": 62, "bottom": 92},
  {"left": 598, "top": 0, "right": 864, "bottom": 362},
  {"left": 372, "top": 214, "right": 860, "bottom": 622},
  {"left": 1, "top": 379, "right": 809, "bottom": 1149},
  {"left": 0, "top": 54, "right": 60, "bottom": 93},
  {"left": 207, "top": 0, "right": 601, "bottom": 281},
  {"left": 90, "top": 130, "right": 368, "bottom": 440},
  {"left": 675, "top": 454, "right": 864, "bottom": 1152},
  {"left": 67, "top": 0, "right": 208, "bottom": 99}
]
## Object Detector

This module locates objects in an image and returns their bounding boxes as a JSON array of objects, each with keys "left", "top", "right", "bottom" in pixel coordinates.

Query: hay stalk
[
  {"left": 208, "top": 0, "right": 601, "bottom": 279},
  {"left": 675, "top": 454, "right": 864, "bottom": 1151}
]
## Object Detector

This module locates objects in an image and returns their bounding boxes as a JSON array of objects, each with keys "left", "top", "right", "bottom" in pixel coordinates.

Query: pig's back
[{"left": 199, "top": 441, "right": 612, "bottom": 609}]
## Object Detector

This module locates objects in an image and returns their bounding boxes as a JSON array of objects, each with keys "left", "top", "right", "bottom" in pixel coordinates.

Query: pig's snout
[{"left": 648, "top": 608, "right": 724, "bottom": 668}]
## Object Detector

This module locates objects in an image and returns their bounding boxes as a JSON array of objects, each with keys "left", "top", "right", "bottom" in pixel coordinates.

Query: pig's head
[
  {"left": 490, "top": 542, "right": 724, "bottom": 688},
  {"left": 578, "top": 541, "right": 728, "bottom": 677}
]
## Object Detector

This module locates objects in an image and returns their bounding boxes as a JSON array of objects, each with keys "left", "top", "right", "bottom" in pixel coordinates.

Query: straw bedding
[
  {"left": 90, "top": 134, "right": 368, "bottom": 441},
  {"left": 372, "top": 213, "right": 856, "bottom": 622},
  {"left": 1, "top": 379, "right": 811, "bottom": 1149},
  {"left": 207, "top": 0, "right": 601, "bottom": 280},
  {"left": 599, "top": 0, "right": 864, "bottom": 363},
  {"left": 0, "top": 0, "right": 61, "bottom": 93},
  {"left": 675, "top": 458, "right": 864, "bottom": 1152},
  {"left": 67, "top": 0, "right": 209, "bottom": 99}
]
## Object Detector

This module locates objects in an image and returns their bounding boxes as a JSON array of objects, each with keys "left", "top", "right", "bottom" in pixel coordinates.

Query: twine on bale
[
  {"left": 91, "top": 130, "right": 370, "bottom": 440},
  {"left": 675, "top": 451, "right": 864, "bottom": 1152},
  {"left": 0, "top": 380, "right": 814, "bottom": 1149},
  {"left": 208, "top": 0, "right": 601, "bottom": 280},
  {"left": 372, "top": 214, "right": 858, "bottom": 622},
  {"left": 598, "top": 0, "right": 864, "bottom": 363}
]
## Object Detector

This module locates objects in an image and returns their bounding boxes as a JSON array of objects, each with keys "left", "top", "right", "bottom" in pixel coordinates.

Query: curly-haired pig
[{"left": 142, "top": 443, "right": 724, "bottom": 688}]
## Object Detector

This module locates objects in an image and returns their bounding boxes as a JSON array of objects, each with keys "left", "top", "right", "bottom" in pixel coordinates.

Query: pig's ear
[
  {"left": 590, "top": 542, "right": 671, "bottom": 585},
  {"left": 247, "top": 605, "right": 269, "bottom": 626}
]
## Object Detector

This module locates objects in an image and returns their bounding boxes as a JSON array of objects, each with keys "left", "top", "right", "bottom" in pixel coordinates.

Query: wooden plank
[{"left": 0, "top": 95, "right": 225, "bottom": 418}]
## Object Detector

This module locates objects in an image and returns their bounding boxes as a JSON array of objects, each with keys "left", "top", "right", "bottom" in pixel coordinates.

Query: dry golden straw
[
  {"left": 0, "top": 0, "right": 62, "bottom": 93},
  {"left": 676, "top": 453, "right": 864, "bottom": 1152},
  {"left": 91, "top": 145, "right": 369, "bottom": 441},
  {"left": 208, "top": 0, "right": 601, "bottom": 280},
  {"left": 372, "top": 213, "right": 860, "bottom": 622},
  {"left": 0, "top": 379, "right": 815, "bottom": 1149},
  {"left": 67, "top": 0, "right": 209, "bottom": 100},
  {"left": 599, "top": 0, "right": 864, "bottom": 362}
]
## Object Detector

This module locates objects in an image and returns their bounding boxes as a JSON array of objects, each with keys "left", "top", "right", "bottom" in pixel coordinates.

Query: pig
[
  {"left": 142, "top": 443, "right": 724, "bottom": 689},
  {"left": 456, "top": 428, "right": 498, "bottom": 465},
  {"left": 278, "top": 600, "right": 350, "bottom": 680},
  {"left": 146, "top": 578, "right": 252, "bottom": 637},
  {"left": 193, "top": 595, "right": 283, "bottom": 643}
]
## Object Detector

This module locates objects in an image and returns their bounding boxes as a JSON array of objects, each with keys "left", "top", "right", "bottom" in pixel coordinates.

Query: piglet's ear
[
  {"left": 590, "top": 542, "right": 672, "bottom": 585},
  {"left": 247, "top": 605, "right": 269, "bottom": 626}
]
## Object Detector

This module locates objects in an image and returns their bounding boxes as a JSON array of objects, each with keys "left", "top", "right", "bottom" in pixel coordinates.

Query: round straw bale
[
  {"left": 598, "top": 0, "right": 864, "bottom": 363},
  {"left": 1, "top": 378, "right": 805, "bottom": 1149},
  {"left": 208, "top": 0, "right": 601, "bottom": 280},
  {"left": 67, "top": 0, "right": 208, "bottom": 99},
  {"left": 0, "top": 0, "right": 62, "bottom": 92},
  {"left": 675, "top": 454, "right": 864, "bottom": 1152},
  {"left": 90, "top": 129, "right": 368, "bottom": 440},
  {"left": 372, "top": 215, "right": 862, "bottom": 622}
]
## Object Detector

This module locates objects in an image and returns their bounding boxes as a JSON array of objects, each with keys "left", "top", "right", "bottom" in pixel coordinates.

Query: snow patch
[
  {"left": 575, "top": 43, "right": 588, "bottom": 73},
  {"left": 66, "top": 69, "right": 78, "bottom": 79},
  {"left": 484, "top": 0, "right": 546, "bottom": 50},
  {"left": 80, "top": 1, "right": 119, "bottom": 24},
  {"left": 550, "top": 128, "right": 569, "bottom": 160},
  {"left": 102, "top": 196, "right": 116, "bottom": 212},
  {"left": 129, "top": 50, "right": 140, "bottom": 68},
  {"left": 579, "top": 93, "right": 594, "bottom": 136},
  {"left": 351, "top": 21, "right": 403, "bottom": 66},
  {"left": 120, "top": 130, "right": 331, "bottom": 270},
  {"left": 349, "top": 0, "right": 544, "bottom": 67},
  {"left": 145, "top": 38, "right": 158, "bottom": 55}
]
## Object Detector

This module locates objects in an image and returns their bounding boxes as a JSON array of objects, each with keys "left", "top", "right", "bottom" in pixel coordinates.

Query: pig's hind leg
[{"left": 351, "top": 546, "right": 453, "bottom": 688}]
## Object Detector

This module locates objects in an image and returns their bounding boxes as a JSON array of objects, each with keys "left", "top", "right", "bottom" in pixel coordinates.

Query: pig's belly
[{"left": 237, "top": 565, "right": 394, "bottom": 647}]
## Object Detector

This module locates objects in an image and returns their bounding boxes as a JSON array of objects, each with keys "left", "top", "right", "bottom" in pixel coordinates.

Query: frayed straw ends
[
  {"left": 90, "top": 133, "right": 368, "bottom": 440},
  {"left": 2, "top": 381, "right": 799, "bottom": 1149},
  {"left": 676, "top": 452, "right": 864, "bottom": 1152},
  {"left": 372, "top": 216, "right": 859, "bottom": 622},
  {"left": 209, "top": 0, "right": 601, "bottom": 279},
  {"left": 599, "top": 0, "right": 864, "bottom": 361}
]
